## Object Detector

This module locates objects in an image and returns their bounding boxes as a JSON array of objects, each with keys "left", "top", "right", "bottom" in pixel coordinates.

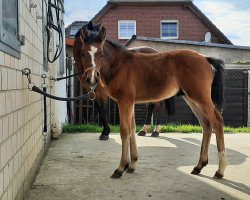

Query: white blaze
[{"left": 88, "top": 46, "right": 98, "bottom": 84}]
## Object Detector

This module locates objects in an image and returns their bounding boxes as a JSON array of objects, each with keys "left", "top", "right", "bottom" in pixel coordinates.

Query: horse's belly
[{"left": 135, "top": 82, "right": 179, "bottom": 103}]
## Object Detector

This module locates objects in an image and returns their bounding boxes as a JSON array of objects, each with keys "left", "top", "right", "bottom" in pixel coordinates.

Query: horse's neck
[
  {"left": 100, "top": 40, "right": 131, "bottom": 86},
  {"left": 103, "top": 40, "right": 131, "bottom": 64}
]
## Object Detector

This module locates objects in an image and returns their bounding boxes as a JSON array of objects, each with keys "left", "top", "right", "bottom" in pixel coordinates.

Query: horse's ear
[
  {"left": 80, "top": 28, "right": 88, "bottom": 41},
  {"left": 98, "top": 27, "right": 106, "bottom": 41},
  {"left": 88, "top": 21, "right": 93, "bottom": 30}
]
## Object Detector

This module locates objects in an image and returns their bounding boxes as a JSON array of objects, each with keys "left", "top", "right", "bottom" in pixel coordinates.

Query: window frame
[
  {"left": 160, "top": 20, "right": 179, "bottom": 40},
  {"left": 0, "top": 0, "right": 21, "bottom": 58},
  {"left": 118, "top": 20, "right": 136, "bottom": 40}
]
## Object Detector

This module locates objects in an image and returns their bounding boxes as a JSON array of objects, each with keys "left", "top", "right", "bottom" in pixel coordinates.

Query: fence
[{"left": 66, "top": 58, "right": 248, "bottom": 127}]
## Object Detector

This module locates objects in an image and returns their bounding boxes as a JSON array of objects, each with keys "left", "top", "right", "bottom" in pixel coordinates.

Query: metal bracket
[
  {"left": 36, "top": 12, "right": 43, "bottom": 23},
  {"left": 22, "top": 68, "right": 31, "bottom": 76},
  {"left": 18, "top": 34, "right": 25, "bottom": 46},
  {"left": 29, "top": 0, "right": 37, "bottom": 12}
]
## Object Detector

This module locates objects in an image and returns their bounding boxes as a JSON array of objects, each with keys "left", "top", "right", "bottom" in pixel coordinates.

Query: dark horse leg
[
  {"left": 151, "top": 97, "right": 176, "bottom": 137},
  {"left": 95, "top": 99, "right": 110, "bottom": 140},
  {"left": 138, "top": 103, "right": 155, "bottom": 136},
  {"left": 151, "top": 104, "right": 162, "bottom": 137}
]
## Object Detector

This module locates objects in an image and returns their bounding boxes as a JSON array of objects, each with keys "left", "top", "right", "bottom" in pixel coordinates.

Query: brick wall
[
  {"left": 0, "top": 0, "right": 65, "bottom": 199},
  {"left": 96, "top": 4, "right": 223, "bottom": 44}
]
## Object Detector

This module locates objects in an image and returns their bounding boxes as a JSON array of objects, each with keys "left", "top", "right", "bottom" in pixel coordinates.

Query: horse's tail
[
  {"left": 206, "top": 57, "right": 225, "bottom": 113},
  {"left": 163, "top": 96, "right": 176, "bottom": 116}
]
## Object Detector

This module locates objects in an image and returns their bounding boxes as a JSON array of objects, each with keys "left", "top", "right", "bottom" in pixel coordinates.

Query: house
[
  {"left": 66, "top": 21, "right": 87, "bottom": 57},
  {"left": 0, "top": 0, "right": 66, "bottom": 199},
  {"left": 92, "top": 0, "right": 232, "bottom": 44}
]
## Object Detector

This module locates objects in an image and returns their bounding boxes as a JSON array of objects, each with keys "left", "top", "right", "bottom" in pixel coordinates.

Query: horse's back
[
  {"left": 165, "top": 49, "right": 213, "bottom": 79},
  {"left": 166, "top": 49, "right": 214, "bottom": 100}
]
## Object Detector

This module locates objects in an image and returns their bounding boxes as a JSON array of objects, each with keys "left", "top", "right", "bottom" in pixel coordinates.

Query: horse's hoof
[
  {"left": 99, "top": 135, "right": 109, "bottom": 140},
  {"left": 213, "top": 171, "right": 223, "bottom": 179},
  {"left": 151, "top": 131, "right": 159, "bottom": 137},
  {"left": 126, "top": 168, "right": 135, "bottom": 173},
  {"left": 138, "top": 131, "right": 146, "bottom": 136},
  {"left": 191, "top": 167, "right": 201, "bottom": 175},
  {"left": 110, "top": 169, "right": 123, "bottom": 178},
  {"left": 102, "top": 128, "right": 110, "bottom": 135}
]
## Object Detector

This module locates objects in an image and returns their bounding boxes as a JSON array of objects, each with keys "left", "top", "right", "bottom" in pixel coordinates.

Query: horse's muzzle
[{"left": 84, "top": 67, "right": 100, "bottom": 88}]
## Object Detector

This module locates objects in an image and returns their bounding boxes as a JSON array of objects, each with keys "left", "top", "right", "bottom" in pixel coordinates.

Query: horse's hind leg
[
  {"left": 212, "top": 109, "right": 227, "bottom": 179},
  {"left": 189, "top": 96, "right": 227, "bottom": 179},
  {"left": 183, "top": 96, "right": 212, "bottom": 174}
]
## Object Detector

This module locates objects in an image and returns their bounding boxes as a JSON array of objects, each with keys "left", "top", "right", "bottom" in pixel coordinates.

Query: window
[
  {"left": 161, "top": 20, "right": 179, "bottom": 39},
  {"left": 0, "top": 0, "right": 21, "bottom": 57},
  {"left": 70, "top": 28, "right": 78, "bottom": 36},
  {"left": 118, "top": 20, "right": 136, "bottom": 39}
]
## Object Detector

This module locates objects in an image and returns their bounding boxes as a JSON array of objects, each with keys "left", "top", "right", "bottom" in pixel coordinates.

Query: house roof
[
  {"left": 66, "top": 38, "right": 75, "bottom": 46},
  {"left": 187, "top": 3, "right": 232, "bottom": 44},
  {"left": 125, "top": 35, "right": 250, "bottom": 50},
  {"left": 65, "top": 21, "right": 88, "bottom": 38},
  {"left": 92, "top": 0, "right": 232, "bottom": 45}
]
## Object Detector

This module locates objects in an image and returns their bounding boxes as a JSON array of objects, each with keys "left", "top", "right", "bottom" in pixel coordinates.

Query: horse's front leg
[
  {"left": 127, "top": 109, "right": 138, "bottom": 173},
  {"left": 111, "top": 101, "right": 134, "bottom": 178}
]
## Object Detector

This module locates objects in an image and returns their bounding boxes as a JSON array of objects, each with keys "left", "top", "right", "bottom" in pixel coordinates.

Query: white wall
[{"left": 0, "top": 0, "right": 66, "bottom": 199}]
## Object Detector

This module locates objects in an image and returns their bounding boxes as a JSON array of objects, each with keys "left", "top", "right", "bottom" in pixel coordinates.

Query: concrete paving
[{"left": 24, "top": 133, "right": 250, "bottom": 200}]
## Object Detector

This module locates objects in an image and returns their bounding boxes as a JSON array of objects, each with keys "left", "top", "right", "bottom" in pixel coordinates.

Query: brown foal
[
  {"left": 73, "top": 21, "right": 227, "bottom": 179},
  {"left": 80, "top": 44, "right": 172, "bottom": 140}
]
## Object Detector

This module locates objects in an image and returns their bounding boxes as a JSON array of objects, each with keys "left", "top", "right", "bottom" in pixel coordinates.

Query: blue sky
[{"left": 64, "top": 0, "right": 250, "bottom": 46}]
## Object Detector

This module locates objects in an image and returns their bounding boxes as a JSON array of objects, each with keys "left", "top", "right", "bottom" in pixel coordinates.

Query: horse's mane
[
  {"left": 105, "top": 39, "right": 128, "bottom": 51},
  {"left": 75, "top": 27, "right": 83, "bottom": 38}
]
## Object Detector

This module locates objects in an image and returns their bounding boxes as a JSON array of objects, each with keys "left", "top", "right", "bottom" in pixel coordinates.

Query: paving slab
[{"left": 24, "top": 133, "right": 250, "bottom": 200}]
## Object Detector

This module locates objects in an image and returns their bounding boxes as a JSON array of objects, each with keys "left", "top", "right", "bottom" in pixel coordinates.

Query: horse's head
[{"left": 73, "top": 21, "right": 106, "bottom": 89}]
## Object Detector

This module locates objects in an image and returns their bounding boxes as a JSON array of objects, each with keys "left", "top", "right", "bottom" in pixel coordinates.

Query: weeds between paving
[{"left": 63, "top": 123, "right": 250, "bottom": 134}]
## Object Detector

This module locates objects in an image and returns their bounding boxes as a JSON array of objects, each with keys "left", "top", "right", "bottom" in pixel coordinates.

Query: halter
[
  {"left": 83, "top": 67, "right": 100, "bottom": 78},
  {"left": 82, "top": 66, "right": 101, "bottom": 94},
  {"left": 78, "top": 29, "right": 103, "bottom": 94}
]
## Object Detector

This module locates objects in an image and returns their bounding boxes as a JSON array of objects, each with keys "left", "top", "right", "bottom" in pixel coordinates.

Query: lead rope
[
  {"left": 42, "top": 74, "right": 48, "bottom": 145},
  {"left": 22, "top": 68, "right": 95, "bottom": 101},
  {"left": 22, "top": 68, "right": 96, "bottom": 146}
]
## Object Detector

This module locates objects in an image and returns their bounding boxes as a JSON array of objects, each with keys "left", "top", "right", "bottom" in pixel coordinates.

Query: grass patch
[
  {"left": 62, "top": 123, "right": 143, "bottom": 133},
  {"left": 233, "top": 61, "right": 250, "bottom": 65},
  {"left": 63, "top": 123, "right": 250, "bottom": 133},
  {"left": 160, "top": 124, "right": 202, "bottom": 133}
]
